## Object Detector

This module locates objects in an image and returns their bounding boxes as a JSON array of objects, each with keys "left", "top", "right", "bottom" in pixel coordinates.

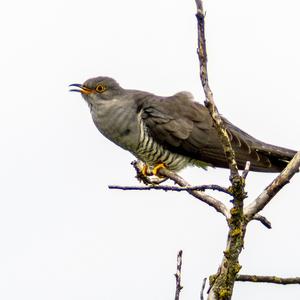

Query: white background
[{"left": 1, "top": 0, "right": 300, "bottom": 299}]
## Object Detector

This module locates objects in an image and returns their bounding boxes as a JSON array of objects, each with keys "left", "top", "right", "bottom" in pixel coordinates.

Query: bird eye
[{"left": 95, "top": 84, "right": 107, "bottom": 93}]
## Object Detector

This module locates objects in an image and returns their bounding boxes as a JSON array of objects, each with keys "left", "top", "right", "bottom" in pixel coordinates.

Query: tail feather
[
  {"left": 252, "top": 143, "right": 297, "bottom": 172},
  {"left": 224, "top": 118, "right": 297, "bottom": 172}
]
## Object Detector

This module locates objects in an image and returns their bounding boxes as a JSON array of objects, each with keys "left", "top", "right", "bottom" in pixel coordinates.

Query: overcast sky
[{"left": 1, "top": 0, "right": 300, "bottom": 299}]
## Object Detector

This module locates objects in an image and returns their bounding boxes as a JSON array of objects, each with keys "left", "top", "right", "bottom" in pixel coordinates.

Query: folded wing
[{"left": 141, "top": 93, "right": 296, "bottom": 172}]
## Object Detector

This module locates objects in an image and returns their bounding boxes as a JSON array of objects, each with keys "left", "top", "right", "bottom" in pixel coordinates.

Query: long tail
[
  {"left": 246, "top": 142, "right": 296, "bottom": 172},
  {"left": 224, "top": 119, "right": 297, "bottom": 172}
]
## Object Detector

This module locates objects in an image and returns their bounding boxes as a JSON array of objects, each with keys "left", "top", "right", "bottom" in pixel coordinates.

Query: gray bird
[{"left": 69, "top": 76, "right": 296, "bottom": 173}]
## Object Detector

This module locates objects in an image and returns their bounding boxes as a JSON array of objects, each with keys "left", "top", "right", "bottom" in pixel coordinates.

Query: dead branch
[
  {"left": 241, "top": 161, "right": 251, "bottom": 179},
  {"left": 109, "top": 184, "right": 232, "bottom": 195},
  {"left": 200, "top": 278, "right": 207, "bottom": 300},
  {"left": 174, "top": 250, "right": 183, "bottom": 300},
  {"left": 130, "top": 160, "right": 231, "bottom": 218},
  {"left": 244, "top": 150, "right": 300, "bottom": 220},
  {"left": 195, "top": 0, "right": 239, "bottom": 180},
  {"left": 195, "top": 1, "right": 248, "bottom": 299},
  {"left": 236, "top": 274, "right": 300, "bottom": 285},
  {"left": 252, "top": 214, "right": 272, "bottom": 229}
]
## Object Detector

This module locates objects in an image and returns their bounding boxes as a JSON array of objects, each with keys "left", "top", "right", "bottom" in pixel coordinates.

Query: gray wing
[{"left": 140, "top": 92, "right": 296, "bottom": 172}]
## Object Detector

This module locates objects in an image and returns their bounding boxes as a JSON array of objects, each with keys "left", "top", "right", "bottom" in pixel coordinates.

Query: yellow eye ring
[{"left": 95, "top": 84, "right": 107, "bottom": 93}]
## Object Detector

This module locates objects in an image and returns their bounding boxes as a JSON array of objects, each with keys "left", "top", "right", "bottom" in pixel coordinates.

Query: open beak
[{"left": 69, "top": 83, "right": 93, "bottom": 94}]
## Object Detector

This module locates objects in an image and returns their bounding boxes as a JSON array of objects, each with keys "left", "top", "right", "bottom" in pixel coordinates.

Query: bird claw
[
  {"left": 131, "top": 161, "right": 168, "bottom": 185},
  {"left": 152, "top": 163, "right": 166, "bottom": 177},
  {"left": 141, "top": 165, "right": 150, "bottom": 176}
]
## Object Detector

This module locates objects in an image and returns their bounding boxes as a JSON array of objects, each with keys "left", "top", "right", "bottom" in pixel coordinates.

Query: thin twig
[
  {"left": 200, "top": 277, "right": 207, "bottom": 300},
  {"left": 242, "top": 161, "right": 251, "bottom": 179},
  {"left": 174, "top": 250, "right": 183, "bottom": 300},
  {"left": 195, "top": 0, "right": 239, "bottom": 180},
  {"left": 252, "top": 214, "right": 272, "bottom": 229},
  {"left": 244, "top": 150, "right": 300, "bottom": 219},
  {"left": 236, "top": 274, "right": 300, "bottom": 285},
  {"left": 109, "top": 184, "right": 232, "bottom": 195}
]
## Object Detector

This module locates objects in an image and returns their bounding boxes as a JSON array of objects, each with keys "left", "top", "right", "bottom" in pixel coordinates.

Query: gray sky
[{"left": 1, "top": 0, "right": 300, "bottom": 299}]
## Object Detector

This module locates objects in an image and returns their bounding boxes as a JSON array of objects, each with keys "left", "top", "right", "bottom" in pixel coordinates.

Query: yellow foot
[{"left": 152, "top": 163, "right": 166, "bottom": 177}]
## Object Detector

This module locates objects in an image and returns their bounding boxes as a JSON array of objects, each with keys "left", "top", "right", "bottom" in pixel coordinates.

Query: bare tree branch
[
  {"left": 252, "top": 214, "right": 272, "bottom": 229},
  {"left": 195, "top": 1, "right": 248, "bottom": 299},
  {"left": 200, "top": 278, "right": 207, "bottom": 300},
  {"left": 109, "top": 184, "right": 232, "bottom": 195},
  {"left": 195, "top": 1, "right": 245, "bottom": 299},
  {"left": 195, "top": 0, "right": 239, "bottom": 180},
  {"left": 244, "top": 150, "right": 300, "bottom": 219},
  {"left": 123, "top": 160, "right": 273, "bottom": 229},
  {"left": 129, "top": 160, "right": 230, "bottom": 218},
  {"left": 241, "top": 161, "right": 251, "bottom": 179},
  {"left": 236, "top": 274, "right": 300, "bottom": 285},
  {"left": 174, "top": 250, "right": 183, "bottom": 300}
]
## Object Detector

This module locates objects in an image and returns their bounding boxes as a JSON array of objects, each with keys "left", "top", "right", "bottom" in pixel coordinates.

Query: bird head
[{"left": 69, "top": 76, "right": 123, "bottom": 103}]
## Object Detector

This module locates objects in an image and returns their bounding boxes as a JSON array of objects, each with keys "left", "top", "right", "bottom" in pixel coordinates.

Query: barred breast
[{"left": 135, "top": 119, "right": 191, "bottom": 171}]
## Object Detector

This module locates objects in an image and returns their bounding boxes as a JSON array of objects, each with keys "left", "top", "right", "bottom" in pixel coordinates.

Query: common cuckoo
[{"left": 69, "top": 76, "right": 296, "bottom": 173}]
